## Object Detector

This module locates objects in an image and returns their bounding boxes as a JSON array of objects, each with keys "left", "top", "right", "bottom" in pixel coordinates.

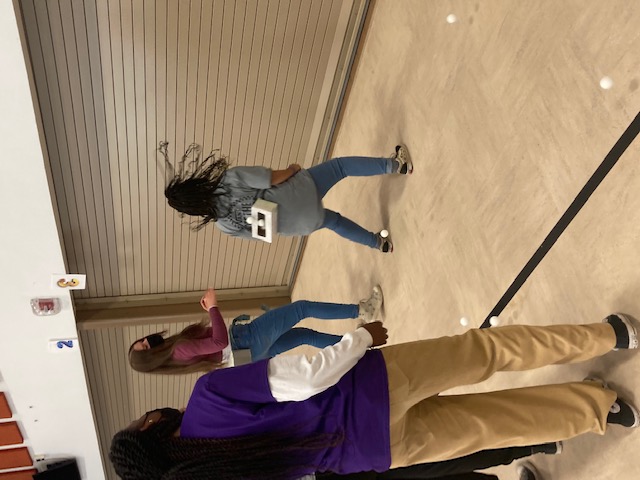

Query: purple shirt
[{"left": 180, "top": 349, "right": 391, "bottom": 475}]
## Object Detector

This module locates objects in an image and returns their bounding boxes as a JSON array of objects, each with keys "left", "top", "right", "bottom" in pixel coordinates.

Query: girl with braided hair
[
  {"left": 128, "top": 285, "right": 383, "bottom": 373},
  {"left": 160, "top": 142, "right": 413, "bottom": 253},
  {"left": 112, "top": 314, "right": 639, "bottom": 480}
]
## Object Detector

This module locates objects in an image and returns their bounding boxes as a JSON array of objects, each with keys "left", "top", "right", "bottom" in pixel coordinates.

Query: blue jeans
[
  {"left": 307, "top": 156, "right": 394, "bottom": 248},
  {"left": 229, "top": 300, "right": 358, "bottom": 361}
]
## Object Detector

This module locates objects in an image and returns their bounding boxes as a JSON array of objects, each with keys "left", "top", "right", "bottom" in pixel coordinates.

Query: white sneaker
[
  {"left": 393, "top": 144, "right": 413, "bottom": 174},
  {"left": 358, "top": 285, "right": 384, "bottom": 322}
]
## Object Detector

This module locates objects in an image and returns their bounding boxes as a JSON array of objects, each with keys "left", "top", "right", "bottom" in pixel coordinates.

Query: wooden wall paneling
[
  {"left": 107, "top": 0, "right": 137, "bottom": 295},
  {"left": 207, "top": 0, "right": 234, "bottom": 290},
  {"left": 94, "top": 0, "right": 128, "bottom": 297},
  {"left": 280, "top": 0, "right": 324, "bottom": 166},
  {"left": 131, "top": 0, "right": 150, "bottom": 294},
  {"left": 181, "top": 0, "right": 205, "bottom": 292},
  {"left": 117, "top": 0, "right": 143, "bottom": 295},
  {"left": 187, "top": 0, "right": 213, "bottom": 292},
  {"left": 142, "top": 0, "right": 158, "bottom": 294},
  {"left": 66, "top": 0, "right": 111, "bottom": 298},
  {"left": 224, "top": 0, "right": 252, "bottom": 289},
  {"left": 83, "top": 0, "right": 121, "bottom": 298},
  {"left": 201, "top": 0, "right": 226, "bottom": 286},
  {"left": 27, "top": 0, "right": 86, "bottom": 284},
  {"left": 172, "top": 0, "right": 193, "bottom": 292},
  {"left": 51, "top": 0, "right": 103, "bottom": 298},
  {"left": 78, "top": 330, "right": 112, "bottom": 476},
  {"left": 163, "top": 0, "right": 180, "bottom": 293},
  {"left": 154, "top": 0, "right": 169, "bottom": 294},
  {"left": 292, "top": 0, "right": 339, "bottom": 166}
]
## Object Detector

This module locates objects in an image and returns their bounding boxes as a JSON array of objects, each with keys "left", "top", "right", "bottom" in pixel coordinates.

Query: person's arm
[
  {"left": 271, "top": 164, "right": 302, "bottom": 185},
  {"left": 172, "top": 291, "right": 229, "bottom": 361},
  {"left": 267, "top": 322, "right": 387, "bottom": 402},
  {"left": 199, "top": 288, "right": 228, "bottom": 347}
]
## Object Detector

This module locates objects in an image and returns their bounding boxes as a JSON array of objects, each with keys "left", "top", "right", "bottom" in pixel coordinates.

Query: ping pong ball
[{"left": 600, "top": 76, "right": 613, "bottom": 90}]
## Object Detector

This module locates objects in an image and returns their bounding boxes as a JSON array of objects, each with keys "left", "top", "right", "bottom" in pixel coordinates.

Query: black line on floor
[{"left": 480, "top": 111, "right": 640, "bottom": 328}]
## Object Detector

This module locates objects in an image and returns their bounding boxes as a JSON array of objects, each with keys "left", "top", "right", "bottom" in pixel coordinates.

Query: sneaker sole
[{"left": 628, "top": 403, "right": 640, "bottom": 428}]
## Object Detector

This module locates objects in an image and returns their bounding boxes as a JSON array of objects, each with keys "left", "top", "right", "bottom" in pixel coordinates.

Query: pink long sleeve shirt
[{"left": 171, "top": 307, "right": 230, "bottom": 364}]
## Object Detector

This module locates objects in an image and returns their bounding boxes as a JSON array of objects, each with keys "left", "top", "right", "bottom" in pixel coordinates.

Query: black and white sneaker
[
  {"left": 358, "top": 285, "right": 384, "bottom": 323},
  {"left": 377, "top": 231, "right": 393, "bottom": 253},
  {"left": 392, "top": 144, "right": 413, "bottom": 175},
  {"left": 517, "top": 463, "right": 540, "bottom": 480},
  {"left": 603, "top": 313, "right": 638, "bottom": 350},
  {"left": 608, "top": 397, "right": 640, "bottom": 428}
]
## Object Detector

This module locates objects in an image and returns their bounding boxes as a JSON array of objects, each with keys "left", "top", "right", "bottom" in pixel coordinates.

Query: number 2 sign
[{"left": 48, "top": 338, "right": 78, "bottom": 353}]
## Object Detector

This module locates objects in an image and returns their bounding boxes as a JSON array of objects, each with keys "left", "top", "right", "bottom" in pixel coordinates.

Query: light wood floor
[{"left": 292, "top": 1, "right": 640, "bottom": 479}]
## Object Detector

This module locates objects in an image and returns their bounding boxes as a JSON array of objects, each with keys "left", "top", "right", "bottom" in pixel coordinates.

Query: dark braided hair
[
  {"left": 160, "top": 142, "right": 230, "bottom": 231},
  {"left": 110, "top": 408, "right": 344, "bottom": 480}
]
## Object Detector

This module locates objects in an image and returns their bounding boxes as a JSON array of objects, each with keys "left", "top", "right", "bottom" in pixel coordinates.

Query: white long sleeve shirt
[{"left": 267, "top": 327, "right": 374, "bottom": 402}]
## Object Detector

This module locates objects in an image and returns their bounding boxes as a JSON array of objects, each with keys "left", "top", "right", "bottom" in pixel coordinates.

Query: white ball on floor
[
  {"left": 460, "top": 317, "right": 469, "bottom": 327},
  {"left": 446, "top": 14, "right": 458, "bottom": 24},
  {"left": 380, "top": 229, "right": 389, "bottom": 238},
  {"left": 489, "top": 316, "right": 500, "bottom": 326},
  {"left": 257, "top": 219, "right": 265, "bottom": 227},
  {"left": 600, "top": 76, "right": 613, "bottom": 90},
  {"left": 246, "top": 217, "right": 254, "bottom": 225}
]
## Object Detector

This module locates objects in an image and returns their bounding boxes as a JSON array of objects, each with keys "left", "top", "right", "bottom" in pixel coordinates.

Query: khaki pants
[{"left": 382, "top": 323, "right": 618, "bottom": 467}]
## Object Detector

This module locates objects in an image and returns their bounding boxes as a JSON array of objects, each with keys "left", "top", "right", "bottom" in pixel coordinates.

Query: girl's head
[
  {"left": 159, "top": 142, "right": 229, "bottom": 231},
  {"left": 110, "top": 409, "right": 344, "bottom": 480},
  {"left": 128, "top": 321, "right": 220, "bottom": 375},
  {"left": 130, "top": 333, "right": 165, "bottom": 352},
  {"left": 110, "top": 408, "right": 183, "bottom": 480}
]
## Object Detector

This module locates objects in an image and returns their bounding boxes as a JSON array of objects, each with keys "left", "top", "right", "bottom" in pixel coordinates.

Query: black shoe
[
  {"left": 531, "top": 441, "right": 562, "bottom": 455},
  {"left": 603, "top": 313, "right": 638, "bottom": 350},
  {"left": 376, "top": 231, "right": 393, "bottom": 253},
  {"left": 517, "top": 463, "right": 540, "bottom": 480},
  {"left": 607, "top": 397, "right": 640, "bottom": 428}
]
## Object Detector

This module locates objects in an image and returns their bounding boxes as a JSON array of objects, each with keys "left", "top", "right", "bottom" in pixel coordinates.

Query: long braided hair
[
  {"left": 160, "top": 142, "right": 230, "bottom": 231},
  {"left": 128, "top": 320, "right": 224, "bottom": 374},
  {"left": 110, "top": 409, "right": 344, "bottom": 480}
]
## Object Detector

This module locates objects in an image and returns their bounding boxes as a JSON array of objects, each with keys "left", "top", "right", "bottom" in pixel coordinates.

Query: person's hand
[
  {"left": 200, "top": 288, "right": 218, "bottom": 311},
  {"left": 288, "top": 163, "right": 302, "bottom": 174},
  {"left": 360, "top": 321, "right": 388, "bottom": 347}
]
